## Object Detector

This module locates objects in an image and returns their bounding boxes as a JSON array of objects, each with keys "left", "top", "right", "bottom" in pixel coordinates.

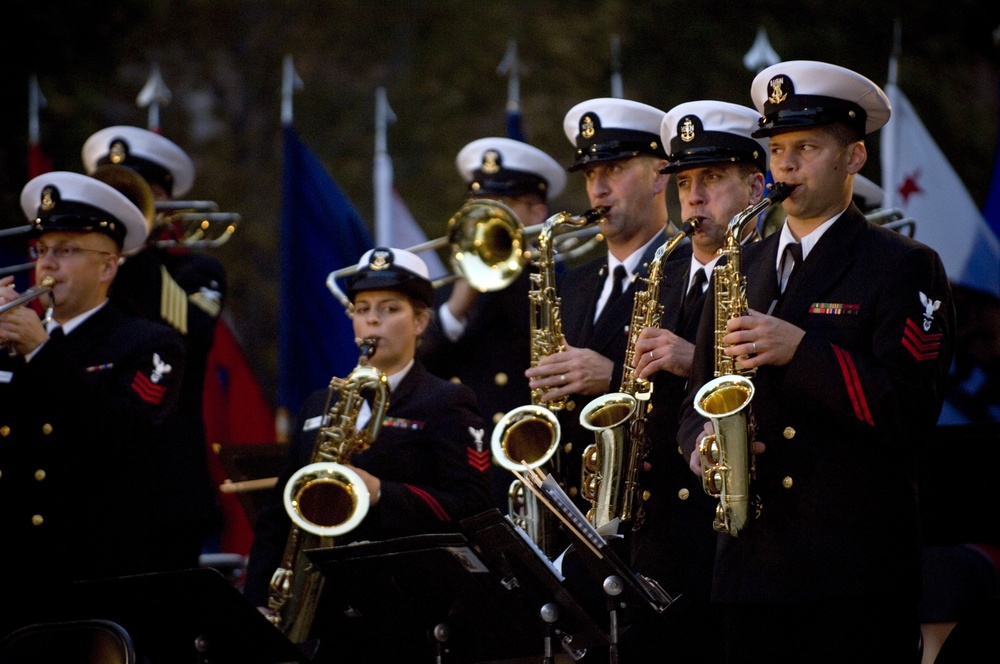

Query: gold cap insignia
[
  {"left": 40, "top": 186, "right": 56, "bottom": 211},
  {"left": 109, "top": 139, "right": 128, "bottom": 164},
  {"left": 481, "top": 150, "right": 501, "bottom": 175},
  {"left": 370, "top": 248, "right": 392, "bottom": 270},
  {"left": 680, "top": 117, "right": 696, "bottom": 142},
  {"left": 768, "top": 76, "right": 788, "bottom": 105},
  {"left": 581, "top": 115, "right": 596, "bottom": 139}
]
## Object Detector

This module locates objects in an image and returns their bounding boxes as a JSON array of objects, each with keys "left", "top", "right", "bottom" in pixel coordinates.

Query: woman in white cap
[{"left": 243, "top": 247, "right": 492, "bottom": 656}]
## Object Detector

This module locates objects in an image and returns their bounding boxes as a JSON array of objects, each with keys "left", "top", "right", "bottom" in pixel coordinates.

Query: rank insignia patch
[
  {"left": 902, "top": 318, "right": 942, "bottom": 362},
  {"left": 132, "top": 371, "right": 167, "bottom": 405}
]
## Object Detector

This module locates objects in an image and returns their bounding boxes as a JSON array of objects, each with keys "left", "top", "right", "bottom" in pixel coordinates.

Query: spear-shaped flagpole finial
[
  {"left": 610, "top": 34, "right": 623, "bottom": 99},
  {"left": 281, "top": 54, "right": 304, "bottom": 126},
  {"left": 742, "top": 27, "right": 781, "bottom": 73},
  {"left": 136, "top": 62, "right": 172, "bottom": 132}
]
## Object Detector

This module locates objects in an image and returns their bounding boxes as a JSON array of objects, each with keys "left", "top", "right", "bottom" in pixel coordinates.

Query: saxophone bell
[{"left": 694, "top": 375, "right": 757, "bottom": 535}]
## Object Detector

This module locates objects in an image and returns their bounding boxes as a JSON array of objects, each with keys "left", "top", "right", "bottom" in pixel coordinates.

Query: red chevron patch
[
  {"left": 902, "top": 318, "right": 941, "bottom": 361},
  {"left": 131, "top": 371, "right": 166, "bottom": 405},
  {"left": 467, "top": 448, "right": 492, "bottom": 472}
]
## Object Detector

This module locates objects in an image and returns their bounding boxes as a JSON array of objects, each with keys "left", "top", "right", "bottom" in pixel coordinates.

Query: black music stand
[
  {"left": 512, "top": 469, "right": 682, "bottom": 662},
  {"left": 306, "top": 530, "right": 604, "bottom": 662},
  {"left": 460, "top": 509, "right": 609, "bottom": 658},
  {"left": 64, "top": 567, "right": 307, "bottom": 663}
]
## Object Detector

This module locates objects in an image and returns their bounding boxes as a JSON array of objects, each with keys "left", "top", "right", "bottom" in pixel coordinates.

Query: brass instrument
[
  {"left": 491, "top": 205, "right": 607, "bottom": 553},
  {"left": 325, "top": 199, "right": 605, "bottom": 308},
  {"left": 0, "top": 276, "right": 55, "bottom": 316},
  {"left": 90, "top": 163, "right": 240, "bottom": 250},
  {"left": 267, "top": 337, "right": 389, "bottom": 643},
  {"left": 579, "top": 218, "right": 699, "bottom": 530},
  {"left": 694, "top": 182, "right": 795, "bottom": 536}
]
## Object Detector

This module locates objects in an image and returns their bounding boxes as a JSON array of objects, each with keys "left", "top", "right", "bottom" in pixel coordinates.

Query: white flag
[
  {"left": 388, "top": 188, "right": 448, "bottom": 280},
  {"left": 881, "top": 81, "right": 1000, "bottom": 298}
]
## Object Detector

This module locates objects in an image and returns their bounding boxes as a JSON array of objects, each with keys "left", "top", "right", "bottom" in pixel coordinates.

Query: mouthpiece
[
  {"left": 584, "top": 206, "right": 610, "bottom": 223},
  {"left": 766, "top": 182, "right": 798, "bottom": 203}
]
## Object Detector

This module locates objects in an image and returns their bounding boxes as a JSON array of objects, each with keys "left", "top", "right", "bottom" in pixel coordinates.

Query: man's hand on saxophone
[
  {"left": 721, "top": 308, "right": 806, "bottom": 370},
  {"left": 633, "top": 326, "right": 695, "bottom": 379},
  {"left": 525, "top": 337, "right": 614, "bottom": 401}
]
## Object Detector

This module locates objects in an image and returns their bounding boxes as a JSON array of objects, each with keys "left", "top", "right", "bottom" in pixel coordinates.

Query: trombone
[
  {"left": 326, "top": 198, "right": 604, "bottom": 308},
  {"left": 153, "top": 201, "right": 241, "bottom": 249}
]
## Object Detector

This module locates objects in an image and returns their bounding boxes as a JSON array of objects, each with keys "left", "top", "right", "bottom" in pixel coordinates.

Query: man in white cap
[
  {"left": 622, "top": 100, "right": 769, "bottom": 661},
  {"left": 678, "top": 61, "right": 955, "bottom": 662},
  {"left": 0, "top": 172, "right": 187, "bottom": 633},
  {"left": 83, "top": 125, "right": 225, "bottom": 568},
  {"left": 244, "top": 246, "right": 492, "bottom": 658},
  {"left": 419, "top": 136, "right": 566, "bottom": 529},
  {"left": 525, "top": 97, "right": 673, "bottom": 511}
]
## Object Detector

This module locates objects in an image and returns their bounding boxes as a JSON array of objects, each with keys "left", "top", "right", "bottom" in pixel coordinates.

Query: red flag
[{"left": 202, "top": 316, "right": 277, "bottom": 555}]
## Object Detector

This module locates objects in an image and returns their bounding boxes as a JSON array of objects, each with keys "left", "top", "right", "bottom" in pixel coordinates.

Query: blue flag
[{"left": 279, "top": 125, "right": 373, "bottom": 417}]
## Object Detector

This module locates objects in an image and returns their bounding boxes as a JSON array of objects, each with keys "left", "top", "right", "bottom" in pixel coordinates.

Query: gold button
[
  {"left": 32, "top": 514, "right": 44, "bottom": 526},
  {"left": 493, "top": 412, "right": 504, "bottom": 425},
  {"left": 42, "top": 423, "right": 53, "bottom": 435},
  {"left": 563, "top": 443, "right": 573, "bottom": 454},
  {"left": 567, "top": 486, "right": 578, "bottom": 497},
  {"left": 782, "top": 476, "right": 793, "bottom": 489},
  {"left": 677, "top": 488, "right": 689, "bottom": 500},
  {"left": 0, "top": 425, "right": 9, "bottom": 437},
  {"left": 642, "top": 490, "right": 651, "bottom": 502},
  {"left": 495, "top": 372, "right": 508, "bottom": 387},
  {"left": 783, "top": 427, "right": 796, "bottom": 439},
  {"left": 34, "top": 469, "right": 46, "bottom": 481},
  {"left": 449, "top": 376, "right": 462, "bottom": 384}
]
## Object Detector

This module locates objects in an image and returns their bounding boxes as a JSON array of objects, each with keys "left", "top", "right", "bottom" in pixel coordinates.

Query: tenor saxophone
[
  {"left": 491, "top": 206, "right": 606, "bottom": 554},
  {"left": 693, "top": 182, "right": 794, "bottom": 536},
  {"left": 579, "top": 218, "right": 699, "bottom": 530},
  {"left": 267, "top": 337, "right": 389, "bottom": 643}
]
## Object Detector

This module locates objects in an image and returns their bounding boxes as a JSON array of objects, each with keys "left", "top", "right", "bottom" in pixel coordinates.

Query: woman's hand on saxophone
[
  {"left": 634, "top": 326, "right": 695, "bottom": 378},
  {"left": 526, "top": 339, "right": 615, "bottom": 399},
  {"left": 346, "top": 465, "right": 382, "bottom": 505},
  {"left": 723, "top": 309, "right": 805, "bottom": 369}
]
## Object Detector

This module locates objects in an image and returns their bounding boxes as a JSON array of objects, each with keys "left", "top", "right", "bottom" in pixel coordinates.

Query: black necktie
[
  {"left": 681, "top": 269, "right": 708, "bottom": 331},
  {"left": 686, "top": 269, "right": 708, "bottom": 302},
  {"left": 48, "top": 326, "right": 64, "bottom": 341},
  {"left": 598, "top": 264, "right": 628, "bottom": 323},
  {"left": 781, "top": 242, "right": 803, "bottom": 293}
]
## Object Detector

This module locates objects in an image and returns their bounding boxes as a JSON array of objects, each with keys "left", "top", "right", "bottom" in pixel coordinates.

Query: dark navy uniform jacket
[
  {"left": 243, "top": 360, "right": 493, "bottom": 607},
  {"left": 0, "top": 303, "right": 185, "bottom": 630},
  {"left": 679, "top": 204, "right": 955, "bottom": 604}
]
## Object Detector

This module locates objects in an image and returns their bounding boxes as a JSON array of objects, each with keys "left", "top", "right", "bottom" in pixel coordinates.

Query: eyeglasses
[{"left": 29, "top": 244, "right": 115, "bottom": 260}]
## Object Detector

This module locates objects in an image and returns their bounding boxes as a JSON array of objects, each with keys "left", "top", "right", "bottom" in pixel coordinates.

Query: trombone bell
[{"left": 448, "top": 199, "right": 524, "bottom": 292}]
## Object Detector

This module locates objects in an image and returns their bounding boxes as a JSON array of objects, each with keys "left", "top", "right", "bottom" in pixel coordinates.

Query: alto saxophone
[
  {"left": 693, "top": 182, "right": 794, "bottom": 536},
  {"left": 491, "top": 206, "right": 607, "bottom": 555},
  {"left": 267, "top": 337, "right": 389, "bottom": 643},
  {"left": 579, "top": 218, "right": 699, "bottom": 531}
]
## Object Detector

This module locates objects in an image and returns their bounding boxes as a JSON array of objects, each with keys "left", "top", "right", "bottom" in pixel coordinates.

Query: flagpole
[
  {"left": 610, "top": 35, "right": 623, "bottom": 99},
  {"left": 282, "top": 54, "right": 303, "bottom": 127},
  {"left": 497, "top": 39, "right": 524, "bottom": 141},
  {"left": 136, "top": 62, "right": 171, "bottom": 132},
  {"left": 374, "top": 87, "right": 396, "bottom": 246}
]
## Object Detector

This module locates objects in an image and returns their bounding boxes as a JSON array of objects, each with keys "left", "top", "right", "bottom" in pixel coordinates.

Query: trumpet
[
  {"left": 325, "top": 198, "right": 604, "bottom": 308},
  {"left": 0, "top": 276, "right": 55, "bottom": 316}
]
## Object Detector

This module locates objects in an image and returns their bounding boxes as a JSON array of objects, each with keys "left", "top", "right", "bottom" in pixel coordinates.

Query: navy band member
[
  {"left": 244, "top": 248, "right": 493, "bottom": 622},
  {"left": 419, "top": 136, "right": 566, "bottom": 514},
  {"left": 83, "top": 125, "right": 224, "bottom": 564},
  {"left": 525, "top": 98, "right": 672, "bottom": 508},
  {"left": 678, "top": 61, "right": 955, "bottom": 663},
  {"left": 623, "top": 100, "right": 768, "bottom": 662},
  {"left": 0, "top": 172, "right": 187, "bottom": 634}
]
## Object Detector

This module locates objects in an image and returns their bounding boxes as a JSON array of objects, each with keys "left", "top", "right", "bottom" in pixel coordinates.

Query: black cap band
[
  {"left": 754, "top": 94, "right": 867, "bottom": 138},
  {"left": 31, "top": 200, "right": 127, "bottom": 248},
  {"left": 569, "top": 128, "right": 666, "bottom": 172},
  {"left": 469, "top": 168, "right": 549, "bottom": 200},
  {"left": 663, "top": 129, "right": 766, "bottom": 174}
]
